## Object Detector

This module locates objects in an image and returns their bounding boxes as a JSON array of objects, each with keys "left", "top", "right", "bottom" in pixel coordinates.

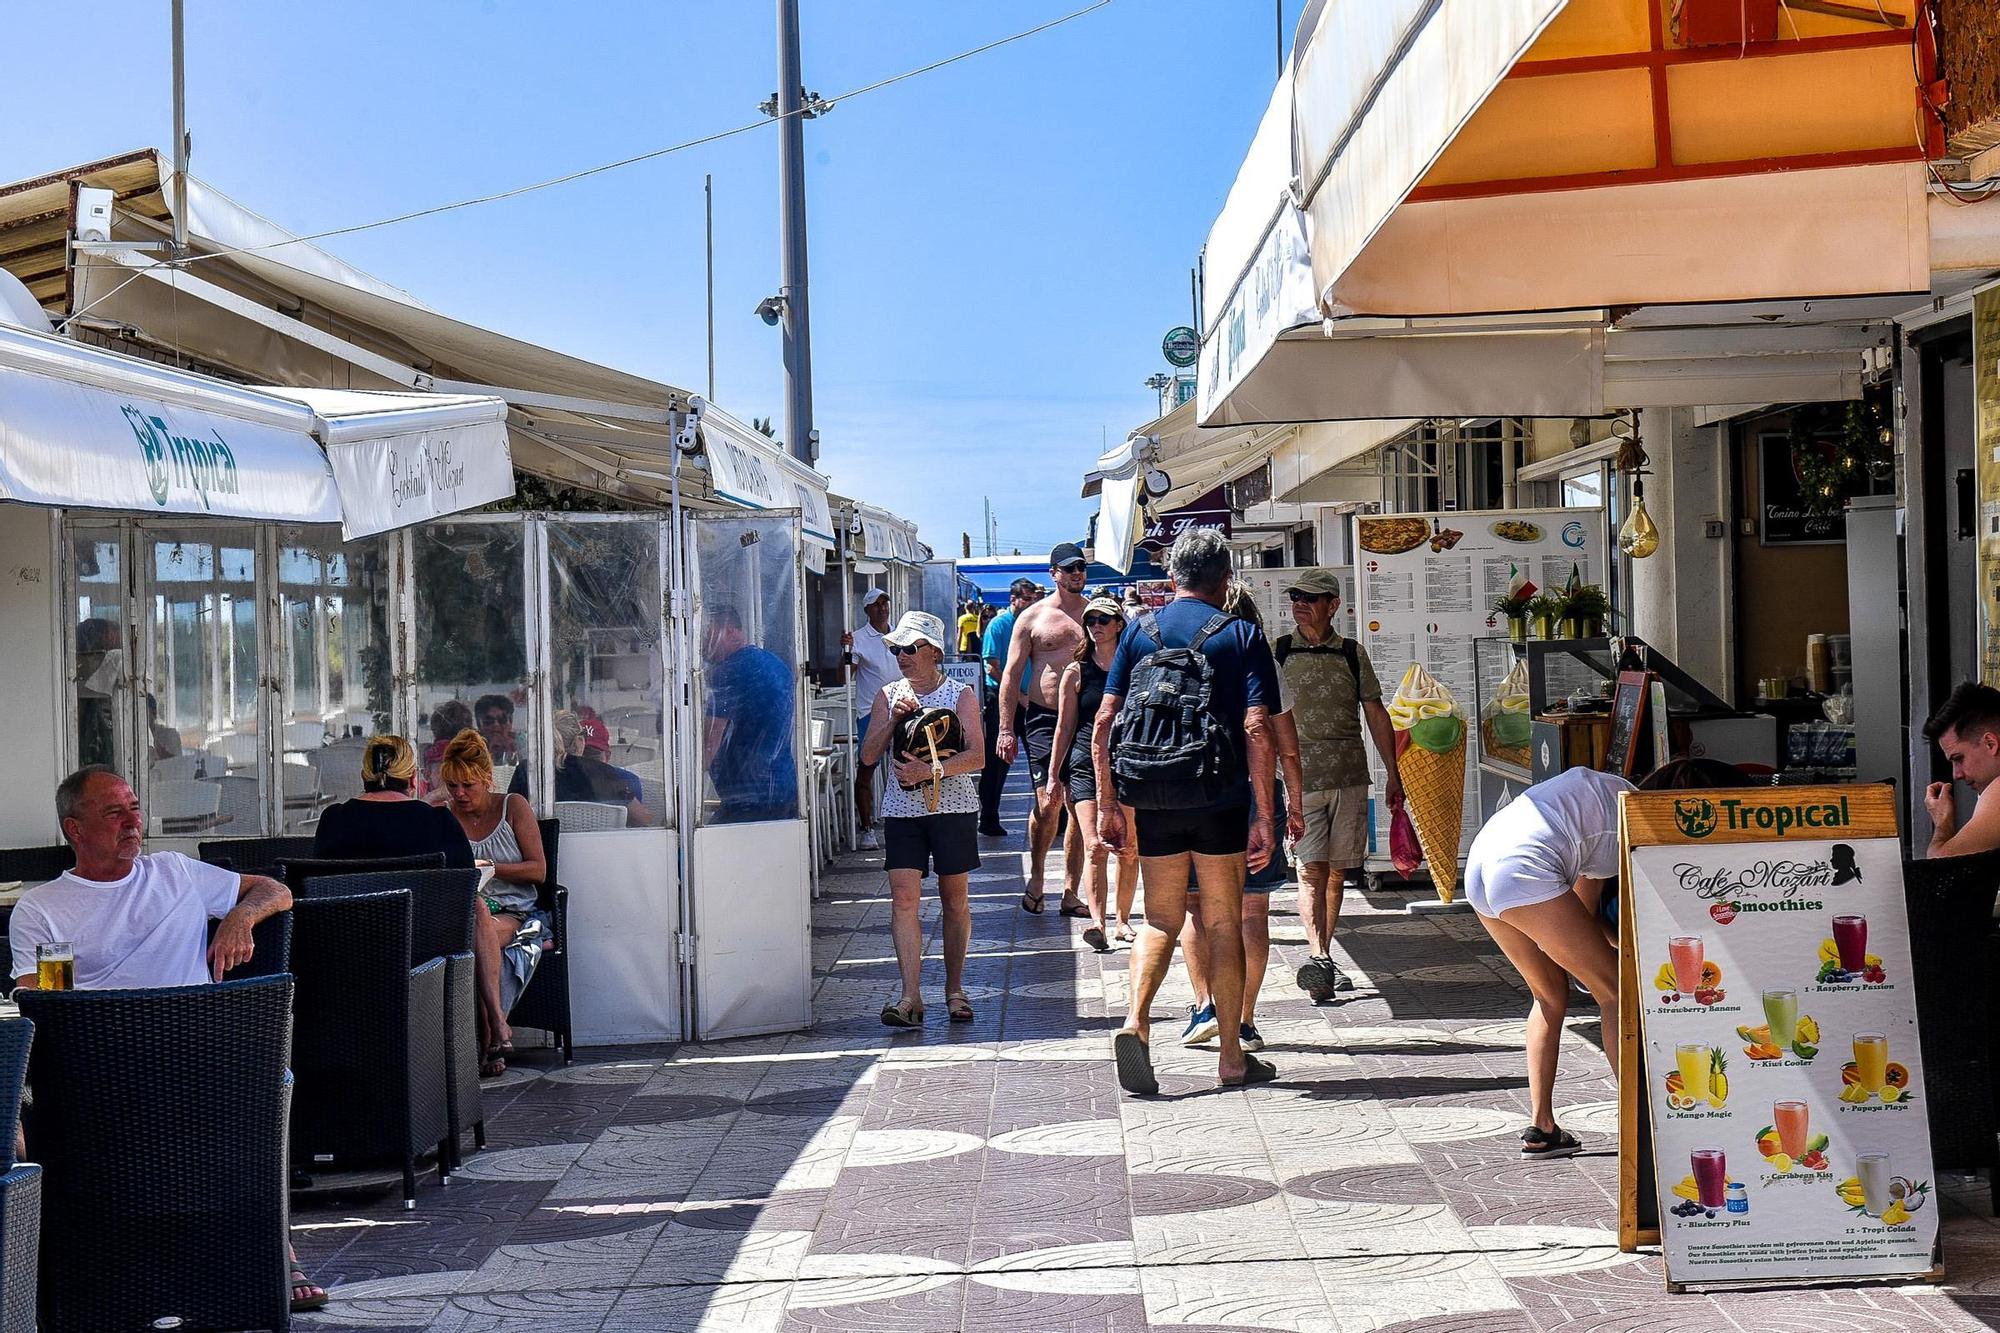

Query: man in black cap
[{"left": 998, "top": 543, "right": 1090, "bottom": 913}]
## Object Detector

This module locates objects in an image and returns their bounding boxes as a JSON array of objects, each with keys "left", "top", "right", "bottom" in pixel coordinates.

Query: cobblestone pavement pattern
[{"left": 296, "top": 775, "right": 2000, "bottom": 1331}]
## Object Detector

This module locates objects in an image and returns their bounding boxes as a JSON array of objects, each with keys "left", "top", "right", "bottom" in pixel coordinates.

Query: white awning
[
  {"left": 0, "top": 323, "right": 512, "bottom": 537},
  {"left": 1199, "top": 0, "right": 1567, "bottom": 426},
  {"left": 851, "top": 501, "right": 926, "bottom": 567}
]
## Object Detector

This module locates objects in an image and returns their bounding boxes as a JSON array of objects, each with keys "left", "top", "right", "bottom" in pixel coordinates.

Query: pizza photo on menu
[{"left": 1358, "top": 517, "right": 1431, "bottom": 554}]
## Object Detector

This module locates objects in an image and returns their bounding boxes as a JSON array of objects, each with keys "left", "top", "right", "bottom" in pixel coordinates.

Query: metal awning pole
[
  {"left": 170, "top": 0, "right": 188, "bottom": 254},
  {"left": 840, "top": 523, "right": 857, "bottom": 851}
]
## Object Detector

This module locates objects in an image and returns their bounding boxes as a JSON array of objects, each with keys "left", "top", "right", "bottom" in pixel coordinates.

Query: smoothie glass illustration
[
  {"left": 1853, "top": 1032, "right": 1889, "bottom": 1094},
  {"left": 1675, "top": 1043, "right": 1713, "bottom": 1102},
  {"left": 1761, "top": 989, "right": 1799, "bottom": 1048},
  {"left": 1856, "top": 1152, "right": 1891, "bottom": 1215},
  {"left": 1668, "top": 936, "right": 1704, "bottom": 993},
  {"left": 1773, "top": 1099, "right": 1809, "bottom": 1158},
  {"left": 1690, "top": 1148, "right": 1728, "bottom": 1209},
  {"left": 1832, "top": 915, "right": 1868, "bottom": 971}
]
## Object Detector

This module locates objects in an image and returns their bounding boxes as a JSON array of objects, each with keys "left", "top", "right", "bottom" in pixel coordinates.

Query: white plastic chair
[
  {"left": 280, "top": 763, "right": 322, "bottom": 810},
  {"left": 809, "top": 717, "right": 833, "bottom": 753},
  {"left": 149, "top": 779, "right": 221, "bottom": 834},
  {"left": 554, "top": 800, "right": 627, "bottom": 832},
  {"left": 610, "top": 741, "right": 658, "bottom": 768},
  {"left": 150, "top": 754, "right": 203, "bottom": 783},
  {"left": 311, "top": 740, "right": 367, "bottom": 804},
  {"left": 207, "top": 733, "right": 261, "bottom": 771},
  {"left": 283, "top": 720, "right": 327, "bottom": 751}
]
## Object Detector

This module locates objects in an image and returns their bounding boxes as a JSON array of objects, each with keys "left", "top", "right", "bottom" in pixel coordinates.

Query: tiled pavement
[{"left": 296, "top": 775, "right": 2000, "bottom": 1331}]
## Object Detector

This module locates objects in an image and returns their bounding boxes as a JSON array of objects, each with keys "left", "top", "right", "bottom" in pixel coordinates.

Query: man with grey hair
[{"left": 1093, "top": 529, "right": 1282, "bottom": 1091}]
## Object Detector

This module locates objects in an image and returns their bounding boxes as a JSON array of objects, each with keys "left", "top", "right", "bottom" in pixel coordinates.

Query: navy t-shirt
[
  {"left": 707, "top": 643, "right": 798, "bottom": 815},
  {"left": 1104, "top": 596, "right": 1280, "bottom": 808}
]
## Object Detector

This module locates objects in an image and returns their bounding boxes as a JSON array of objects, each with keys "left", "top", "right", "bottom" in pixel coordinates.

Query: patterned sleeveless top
[{"left": 879, "top": 676, "right": 979, "bottom": 819}]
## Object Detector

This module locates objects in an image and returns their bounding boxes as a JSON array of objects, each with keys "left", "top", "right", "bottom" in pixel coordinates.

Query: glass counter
[{"left": 1472, "top": 637, "right": 1618, "bottom": 782}]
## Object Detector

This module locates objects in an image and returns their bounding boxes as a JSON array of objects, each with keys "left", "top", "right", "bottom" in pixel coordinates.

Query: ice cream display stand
[{"left": 1616, "top": 784, "right": 1941, "bottom": 1291}]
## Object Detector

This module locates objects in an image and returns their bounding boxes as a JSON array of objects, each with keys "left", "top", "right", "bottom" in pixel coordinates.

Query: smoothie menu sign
[{"left": 1622, "top": 785, "right": 1939, "bottom": 1288}]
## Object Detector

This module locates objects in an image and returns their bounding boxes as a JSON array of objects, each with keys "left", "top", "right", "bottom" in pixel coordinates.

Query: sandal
[
  {"left": 480, "top": 1055, "right": 507, "bottom": 1078},
  {"left": 290, "top": 1267, "right": 329, "bottom": 1313},
  {"left": 1113, "top": 922, "right": 1137, "bottom": 943},
  {"left": 1113, "top": 1030, "right": 1158, "bottom": 1096},
  {"left": 1058, "top": 899, "right": 1091, "bottom": 918},
  {"left": 1218, "top": 1054, "right": 1279, "bottom": 1087},
  {"left": 1082, "top": 925, "right": 1109, "bottom": 953},
  {"left": 880, "top": 998, "right": 925, "bottom": 1028},
  {"left": 1020, "top": 891, "right": 1045, "bottom": 915},
  {"left": 1520, "top": 1125, "right": 1580, "bottom": 1160},
  {"left": 946, "top": 992, "right": 974, "bottom": 1023}
]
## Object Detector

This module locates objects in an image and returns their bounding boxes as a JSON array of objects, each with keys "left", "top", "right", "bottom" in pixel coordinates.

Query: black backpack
[
  {"left": 1109, "top": 610, "right": 1241, "bottom": 810},
  {"left": 1273, "top": 632, "right": 1361, "bottom": 687}
]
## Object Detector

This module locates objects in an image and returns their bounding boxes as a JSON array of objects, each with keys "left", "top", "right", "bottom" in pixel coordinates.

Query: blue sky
[{"left": 0, "top": 2, "right": 1292, "bottom": 557}]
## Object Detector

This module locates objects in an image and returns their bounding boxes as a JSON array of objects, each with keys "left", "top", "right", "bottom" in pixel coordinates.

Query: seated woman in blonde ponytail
[{"left": 312, "top": 734, "right": 476, "bottom": 869}]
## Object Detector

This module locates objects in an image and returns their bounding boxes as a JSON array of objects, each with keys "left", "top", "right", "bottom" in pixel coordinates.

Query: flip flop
[
  {"left": 290, "top": 1268, "right": 329, "bottom": 1313},
  {"left": 1058, "top": 899, "right": 1091, "bottom": 918},
  {"left": 946, "top": 991, "right": 975, "bottom": 1023},
  {"left": 1521, "top": 1126, "right": 1581, "bottom": 1160},
  {"left": 1082, "top": 925, "right": 1109, "bottom": 953},
  {"left": 480, "top": 1056, "right": 507, "bottom": 1078},
  {"left": 1020, "top": 892, "right": 1045, "bottom": 915},
  {"left": 1218, "top": 1054, "right": 1279, "bottom": 1087},
  {"left": 880, "top": 998, "right": 925, "bottom": 1028},
  {"left": 1113, "top": 1030, "right": 1158, "bottom": 1096}
]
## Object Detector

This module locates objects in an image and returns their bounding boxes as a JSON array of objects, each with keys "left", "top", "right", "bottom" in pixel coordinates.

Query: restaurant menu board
[
  {"left": 1975, "top": 284, "right": 2000, "bottom": 684},
  {"left": 1351, "top": 508, "right": 1605, "bottom": 868},
  {"left": 1622, "top": 785, "right": 1939, "bottom": 1288},
  {"left": 1235, "top": 566, "right": 1357, "bottom": 642}
]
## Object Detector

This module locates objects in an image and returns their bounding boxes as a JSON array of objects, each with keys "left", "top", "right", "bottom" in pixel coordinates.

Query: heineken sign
[{"left": 1162, "top": 325, "right": 1199, "bottom": 368}]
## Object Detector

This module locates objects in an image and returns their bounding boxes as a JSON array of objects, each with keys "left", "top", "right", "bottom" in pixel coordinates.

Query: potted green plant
[
  {"left": 1526, "top": 593, "right": 1564, "bottom": 641},
  {"left": 1560, "top": 583, "right": 1612, "bottom": 638},
  {"left": 1490, "top": 589, "right": 1534, "bottom": 643}
]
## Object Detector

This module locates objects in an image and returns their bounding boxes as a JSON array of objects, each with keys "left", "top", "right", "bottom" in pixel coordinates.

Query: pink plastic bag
[{"left": 1389, "top": 802, "right": 1422, "bottom": 877}]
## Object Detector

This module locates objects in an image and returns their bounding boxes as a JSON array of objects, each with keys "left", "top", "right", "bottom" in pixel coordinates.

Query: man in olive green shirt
[{"left": 1274, "top": 569, "right": 1401, "bottom": 1001}]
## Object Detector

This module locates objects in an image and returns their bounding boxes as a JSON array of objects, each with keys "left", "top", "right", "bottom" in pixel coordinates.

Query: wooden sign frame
[
  {"left": 1603, "top": 669, "right": 1653, "bottom": 776},
  {"left": 1617, "top": 783, "right": 1940, "bottom": 1291}
]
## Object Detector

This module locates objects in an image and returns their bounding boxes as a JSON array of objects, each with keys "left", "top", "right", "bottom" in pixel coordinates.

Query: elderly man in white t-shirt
[
  {"left": 8, "top": 766, "right": 324, "bottom": 1311},
  {"left": 841, "top": 587, "right": 901, "bottom": 850},
  {"left": 10, "top": 767, "right": 291, "bottom": 991}
]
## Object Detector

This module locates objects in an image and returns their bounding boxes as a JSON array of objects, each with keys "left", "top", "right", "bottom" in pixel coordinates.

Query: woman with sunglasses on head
[
  {"left": 1046, "top": 595, "right": 1140, "bottom": 952},
  {"left": 859, "top": 611, "right": 988, "bottom": 1027}
]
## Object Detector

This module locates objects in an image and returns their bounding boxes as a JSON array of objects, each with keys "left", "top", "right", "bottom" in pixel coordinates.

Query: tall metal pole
[
  {"left": 1275, "top": 0, "right": 1284, "bottom": 77},
  {"left": 170, "top": 0, "right": 188, "bottom": 253},
  {"left": 776, "top": 0, "right": 816, "bottom": 467},
  {"left": 704, "top": 174, "right": 716, "bottom": 404}
]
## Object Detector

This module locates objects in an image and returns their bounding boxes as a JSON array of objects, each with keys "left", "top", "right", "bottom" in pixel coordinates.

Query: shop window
[
  {"left": 412, "top": 522, "right": 531, "bottom": 799},
  {"left": 71, "top": 531, "right": 128, "bottom": 774},
  {"left": 547, "top": 518, "right": 665, "bottom": 829},
  {"left": 275, "top": 528, "right": 395, "bottom": 831}
]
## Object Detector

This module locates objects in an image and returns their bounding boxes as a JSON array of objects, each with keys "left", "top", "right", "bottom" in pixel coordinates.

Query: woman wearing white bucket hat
[{"left": 858, "top": 611, "right": 987, "bottom": 1026}]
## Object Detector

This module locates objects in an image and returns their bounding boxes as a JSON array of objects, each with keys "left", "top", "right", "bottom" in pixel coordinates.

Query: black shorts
[
  {"left": 1021, "top": 703, "right": 1059, "bottom": 786},
  {"left": 883, "top": 813, "right": 981, "bottom": 878},
  {"left": 1134, "top": 802, "right": 1250, "bottom": 859},
  {"left": 1064, "top": 745, "right": 1098, "bottom": 806}
]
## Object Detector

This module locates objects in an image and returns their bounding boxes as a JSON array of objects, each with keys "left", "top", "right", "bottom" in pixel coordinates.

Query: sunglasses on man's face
[
  {"left": 1055, "top": 561, "right": 1087, "bottom": 574},
  {"left": 890, "top": 643, "right": 927, "bottom": 657},
  {"left": 1287, "top": 591, "right": 1334, "bottom": 604}
]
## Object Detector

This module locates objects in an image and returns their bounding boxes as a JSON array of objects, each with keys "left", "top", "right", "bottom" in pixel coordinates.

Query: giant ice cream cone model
[{"left": 1389, "top": 664, "right": 1468, "bottom": 902}]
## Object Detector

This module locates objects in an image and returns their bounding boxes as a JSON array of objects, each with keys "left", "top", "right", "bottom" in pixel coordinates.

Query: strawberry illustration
[{"left": 1709, "top": 901, "right": 1737, "bottom": 925}]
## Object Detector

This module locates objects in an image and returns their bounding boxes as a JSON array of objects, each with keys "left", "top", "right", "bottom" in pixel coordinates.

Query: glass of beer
[{"left": 35, "top": 942, "right": 73, "bottom": 991}]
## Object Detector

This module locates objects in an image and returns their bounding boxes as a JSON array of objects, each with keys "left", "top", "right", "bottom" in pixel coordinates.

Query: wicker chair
[
  {"left": 276, "top": 852, "right": 444, "bottom": 894},
  {"left": 1902, "top": 850, "right": 2000, "bottom": 1212},
  {"left": 0, "top": 848, "right": 70, "bottom": 884},
  {"left": 208, "top": 910, "right": 294, "bottom": 983},
  {"left": 303, "top": 869, "right": 483, "bottom": 1171},
  {"left": 289, "top": 891, "right": 449, "bottom": 1209},
  {"left": 198, "top": 835, "right": 317, "bottom": 879},
  {"left": 17, "top": 976, "right": 292, "bottom": 1333},
  {"left": 0, "top": 1019, "right": 37, "bottom": 1333},
  {"left": 507, "top": 819, "right": 571, "bottom": 1062}
]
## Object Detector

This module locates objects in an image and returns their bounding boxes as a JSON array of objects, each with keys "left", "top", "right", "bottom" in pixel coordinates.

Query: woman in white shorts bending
[{"left": 1468, "top": 758, "right": 1749, "bottom": 1159}]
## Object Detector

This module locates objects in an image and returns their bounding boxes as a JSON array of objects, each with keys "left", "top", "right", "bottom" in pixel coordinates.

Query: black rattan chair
[
  {"left": 0, "top": 848, "right": 69, "bottom": 885},
  {"left": 206, "top": 909, "right": 293, "bottom": 982},
  {"left": 0, "top": 1019, "right": 36, "bottom": 1333},
  {"left": 277, "top": 853, "right": 444, "bottom": 894},
  {"left": 1903, "top": 850, "right": 2000, "bottom": 1212},
  {"left": 304, "top": 869, "right": 483, "bottom": 1170},
  {"left": 508, "top": 819, "right": 571, "bottom": 1062},
  {"left": 17, "top": 976, "right": 292, "bottom": 1333},
  {"left": 290, "top": 891, "right": 449, "bottom": 1209},
  {"left": 199, "top": 835, "right": 317, "bottom": 878}
]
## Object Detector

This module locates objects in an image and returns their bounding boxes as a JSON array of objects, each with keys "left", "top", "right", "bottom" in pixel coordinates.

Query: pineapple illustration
[{"left": 1707, "top": 1048, "right": 1729, "bottom": 1108}]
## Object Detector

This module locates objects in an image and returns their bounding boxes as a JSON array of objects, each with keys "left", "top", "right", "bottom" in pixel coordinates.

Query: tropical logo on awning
[{"left": 121, "top": 405, "right": 240, "bottom": 509}]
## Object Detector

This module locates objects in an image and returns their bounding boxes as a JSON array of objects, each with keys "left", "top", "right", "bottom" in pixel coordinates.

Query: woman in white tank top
[{"left": 858, "top": 612, "right": 987, "bottom": 1028}]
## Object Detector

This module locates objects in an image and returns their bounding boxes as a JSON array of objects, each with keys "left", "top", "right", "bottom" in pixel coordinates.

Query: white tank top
[{"left": 879, "top": 677, "right": 979, "bottom": 819}]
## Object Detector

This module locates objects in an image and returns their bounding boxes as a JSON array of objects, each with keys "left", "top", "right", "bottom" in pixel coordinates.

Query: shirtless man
[
  {"left": 998, "top": 542, "right": 1090, "bottom": 911},
  {"left": 1922, "top": 682, "right": 2000, "bottom": 857}
]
